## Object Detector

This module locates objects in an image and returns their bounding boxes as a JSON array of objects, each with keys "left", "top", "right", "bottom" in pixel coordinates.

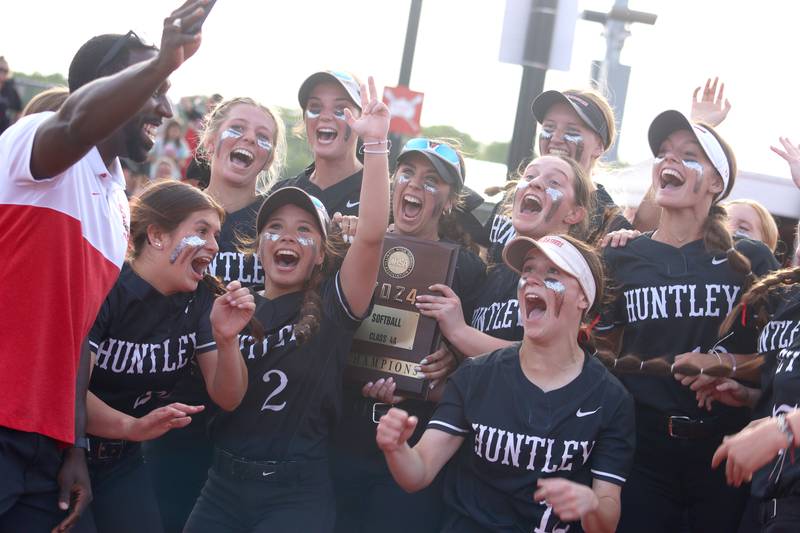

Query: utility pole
[
  {"left": 390, "top": 0, "right": 424, "bottom": 164},
  {"left": 506, "top": 0, "right": 558, "bottom": 176},
  {"left": 583, "top": 0, "right": 656, "bottom": 161}
]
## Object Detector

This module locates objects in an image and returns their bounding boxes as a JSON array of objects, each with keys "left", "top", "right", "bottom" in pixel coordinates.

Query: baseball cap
[
  {"left": 503, "top": 235, "right": 596, "bottom": 307},
  {"left": 647, "top": 110, "right": 731, "bottom": 191},
  {"left": 397, "top": 138, "right": 464, "bottom": 190},
  {"left": 298, "top": 70, "right": 362, "bottom": 110},
  {"left": 531, "top": 90, "right": 611, "bottom": 149},
  {"left": 256, "top": 187, "right": 330, "bottom": 239}
]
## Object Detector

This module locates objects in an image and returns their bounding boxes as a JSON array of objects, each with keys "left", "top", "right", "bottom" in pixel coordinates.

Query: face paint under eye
[
  {"left": 333, "top": 109, "right": 347, "bottom": 120},
  {"left": 654, "top": 156, "right": 665, "bottom": 165},
  {"left": 397, "top": 174, "right": 410, "bottom": 185},
  {"left": 518, "top": 276, "right": 528, "bottom": 292},
  {"left": 221, "top": 127, "right": 243, "bottom": 141},
  {"left": 539, "top": 129, "right": 553, "bottom": 140},
  {"left": 262, "top": 232, "right": 281, "bottom": 242},
  {"left": 564, "top": 133, "right": 583, "bottom": 144},
  {"left": 169, "top": 235, "right": 206, "bottom": 264},
  {"left": 256, "top": 137, "right": 273, "bottom": 151},
  {"left": 682, "top": 159, "right": 704, "bottom": 177},
  {"left": 297, "top": 236, "right": 315, "bottom": 247},
  {"left": 545, "top": 187, "right": 563, "bottom": 202},
  {"left": 516, "top": 179, "right": 531, "bottom": 190},
  {"left": 544, "top": 278, "right": 566, "bottom": 318},
  {"left": 423, "top": 183, "right": 438, "bottom": 194},
  {"left": 733, "top": 229, "right": 751, "bottom": 239},
  {"left": 306, "top": 109, "right": 321, "bottom": 119}
]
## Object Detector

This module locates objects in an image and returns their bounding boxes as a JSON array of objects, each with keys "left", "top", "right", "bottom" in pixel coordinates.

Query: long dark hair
[{"left": 130, "top": 180, "right": 264, "bottom": 338}]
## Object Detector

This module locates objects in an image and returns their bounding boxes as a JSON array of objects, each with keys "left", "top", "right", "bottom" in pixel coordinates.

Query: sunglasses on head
[
  {"left": 402, "top": 138, "right": 461, "bottom": 173},
  {"left": 95, "top": 30, "right": 146, "bottom": 77}
]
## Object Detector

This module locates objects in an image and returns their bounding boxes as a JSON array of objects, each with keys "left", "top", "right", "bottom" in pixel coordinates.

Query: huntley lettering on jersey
[
  {"left": 238, "top": 325, "right": 297, "bottom": 360},
  {"left": 471, "top": 299, "right": 522, "bottom": 333},
  {"left": 758, "top": 320, "right": 800, "bottom": 354},
  {"left": 471, "top": 423, "right": 595, "bottom": 473},
  {"left": 489, "top": 214, "right": 515, "bottom": 245},
  {"left": 776, "top": 347, "right": 800, "bottom": 374},
  {"left": 208, "top": 252, "right": 264, "bottom": 285},
  {"left": 94, "top": 334, "right": 196, "bottom": 374},
  {"left": 623, "top": 284, "right": 740, "bottom": 323}
]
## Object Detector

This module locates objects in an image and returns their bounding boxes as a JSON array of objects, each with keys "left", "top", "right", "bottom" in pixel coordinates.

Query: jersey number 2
[{"left": 261, "top": 370, "right": 288, "bottom": 411}]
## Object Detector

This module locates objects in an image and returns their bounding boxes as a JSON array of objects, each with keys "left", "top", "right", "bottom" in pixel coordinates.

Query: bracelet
[
  {"left": 777, "top": 414, "right": 795, "bottom": 448},
  {"left": 362, "top": 139, "right": 391, "bottom": 146},
  {"left": 362, "top": 148, "right": 390, "bottom": 155},
  {"left": 726, "top": 352, "right": 737, "bottom": 373}
]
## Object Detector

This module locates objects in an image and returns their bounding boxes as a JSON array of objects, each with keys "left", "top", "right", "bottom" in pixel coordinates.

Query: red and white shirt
[{"left": 0, "top": 112, "right": 129, "bottom": 444}]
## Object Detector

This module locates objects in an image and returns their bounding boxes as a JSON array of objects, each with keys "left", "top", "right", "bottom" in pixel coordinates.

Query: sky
[{"left": 2, "top": 0, "right": 798, "bottom": 179}]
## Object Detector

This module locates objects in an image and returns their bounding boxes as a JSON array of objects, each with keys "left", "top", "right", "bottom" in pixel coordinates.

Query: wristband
[
  {"left": 776, "top": 414, "right": 796, "bottom": 464},
  {"left": 362, "top": 139, "right": 390, "bottom": 146},
  {"left": 73, "top": 437, "right": 91, "bottom": 452},
  {"left": 362, "top": 148, "right": 390, "bottom": 155}
]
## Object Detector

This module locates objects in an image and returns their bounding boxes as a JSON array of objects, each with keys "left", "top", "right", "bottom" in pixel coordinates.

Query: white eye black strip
[
  {"left": 257, "top": 138, "right": 272, "bottom": 151},
  {"left": 221, "top": 128, "right": 243, "bottom": 140},
  {"left": 262, "top": 232, "right": 280, "bottom": 242},
  {"left": 682, "top": 160, "right": 704, "bottom": 176},
  {"left": 306, "top": 110, "right": 321, "bottom": 119},
  {"left": 170, "top": 235, "right": 206, "bottom": 264},
  {"left": 545, "top": 188, "right": 563, "bottom": 201},
  {"left": 564, "top": 133, "right": 583, "bottom": 144},
  {"left": 297, "top": 236, "right": 314, "bottom": 247},
  {"left": 540, "top": 130, "right": 553, "bottom": 140}
]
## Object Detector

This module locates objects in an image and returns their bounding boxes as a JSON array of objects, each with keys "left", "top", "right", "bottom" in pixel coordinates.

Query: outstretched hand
[
  {"left": 690, "top": 77, "right": 731, "bottom": 127},
  {"left": 126, "top": 402, "right": 204, "bottom": 442},
  {"left": 157, "top": 0, "right": 212, "bottom": 74},
  {"left": 771, "top": 137, "right": 800, "bottom": 189},
  {"left": 344, "top": 76, "right": 390, "bottom": 143}
]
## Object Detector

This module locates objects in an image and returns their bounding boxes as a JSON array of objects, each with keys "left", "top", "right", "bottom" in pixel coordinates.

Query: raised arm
[
  {"left": 30, "top": 0, "right": 209, "bottom": 178},
  {"left": 376, "top": 407, "right": 463, "bottom": 492},
  {"left": 197, "top": 281, "right": 254, "bottom": 411},
  {"left": 339, "top": 77, "right": 391, "bottom": 316}
]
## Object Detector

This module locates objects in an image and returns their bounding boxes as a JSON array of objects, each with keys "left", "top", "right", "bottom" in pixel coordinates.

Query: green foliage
[
  {"left": 481, "top": 141, "right": 510, "bottom": 164},
  {"left": 276, "top": 107, "right": 312, "bottom": 180},
  {"left": 420, "top": 125, "right": 480, "bottom": 157},
  {"left": 16, "top": 71, "right": 67, "bottom": 86}
]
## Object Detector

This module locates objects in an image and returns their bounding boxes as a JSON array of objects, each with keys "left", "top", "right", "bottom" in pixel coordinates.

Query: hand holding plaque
[
  {"left": 345, "top": 233, "right": 459, "bottom": 398},
  {"left": 414, "top": 284, "right": 467, "bottom": 341}
]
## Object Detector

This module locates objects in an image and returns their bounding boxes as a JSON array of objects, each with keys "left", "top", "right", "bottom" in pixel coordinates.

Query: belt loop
[{"left": 771, "top": 498, "right": 777, "bottom": 521}]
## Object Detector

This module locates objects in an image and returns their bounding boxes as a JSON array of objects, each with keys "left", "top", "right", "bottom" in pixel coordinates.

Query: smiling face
[
  {"left": 512, "top": 156, "right": 585, "bottom": 238},
  {"left": 726, "top": 203, "right": 764, "bottom": 242},
  {"left": 517, "top": 249, "right": 587, "bottom": 341},
  {"left": 111, "top": 49, "right": 173, "bottom": 162},
  {"left": 392, "top": 153, "right": 453, "bottom": 239},
  {"left": 653, "top": 129, "right": 724, "bottom": 210},
  {"left": 304, "top": 81, "right": 360, "bottom": 160},
  {"left": 258, "top": 204, "right": 325, "bottom": 296},
  {"left": 539, "top": 102, "right": 604, "bottom": 172},
  {"left": 206, "top": 103, "right": 276, "bottom": 189},
  {"left": 158, "top": 208, "right": 221, "bottom": 294}
]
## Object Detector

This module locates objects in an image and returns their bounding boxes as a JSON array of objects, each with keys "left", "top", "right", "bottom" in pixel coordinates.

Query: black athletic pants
[
  {"left": 0, "top": 427, "right": 67, "bottom": 533},
  {"left": 617, "top": 405, "right": 748, "bottom": 533},
  {"left": 75, "top": 445, "right": 163, "bottom": 533},
  {"left": 184, "top": 451, "right": 335, "bottom": 533}
]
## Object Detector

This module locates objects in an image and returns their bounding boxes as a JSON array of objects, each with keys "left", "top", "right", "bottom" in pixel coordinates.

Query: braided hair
[{"left": 720, "top": 267, "right": 800, "bottom": 336}]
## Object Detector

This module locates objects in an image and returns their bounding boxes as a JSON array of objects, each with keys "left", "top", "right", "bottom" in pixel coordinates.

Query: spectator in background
[
  {"left": 22, "top": 86, "right": 69, "bottom": 116},
  {"left": 151, "top": 118, "right": 190, "bottom": 169},
  {"left": 771, "top": 136, "right": 800, "bottom": 191},
  {"left": 182, "top": 157, "right": 210, "bottom": 189},
  {"left": 121, "top": 158, "right": 150, "bottom": 198},
  {"left": 723, "top": 198, "right": 779, "bottom": 253},
  {"left": 0, "top": 56, "right": 23, "bottom": 135},
  {"left": 150, "top": 155, "right": 182, "bottom": 181}
]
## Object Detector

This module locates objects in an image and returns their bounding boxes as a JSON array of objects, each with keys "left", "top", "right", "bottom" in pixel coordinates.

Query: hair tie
[
  {"left": 741, "top": 302, "right": 748, "bottom": 326},
  {"left": 727, "top": 247, "right": 736, "bottom": 254}
]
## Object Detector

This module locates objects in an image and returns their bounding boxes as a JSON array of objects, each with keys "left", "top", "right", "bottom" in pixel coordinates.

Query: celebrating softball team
[{"left": 2, "top": 3, "right": 800, "bottom": 533}]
